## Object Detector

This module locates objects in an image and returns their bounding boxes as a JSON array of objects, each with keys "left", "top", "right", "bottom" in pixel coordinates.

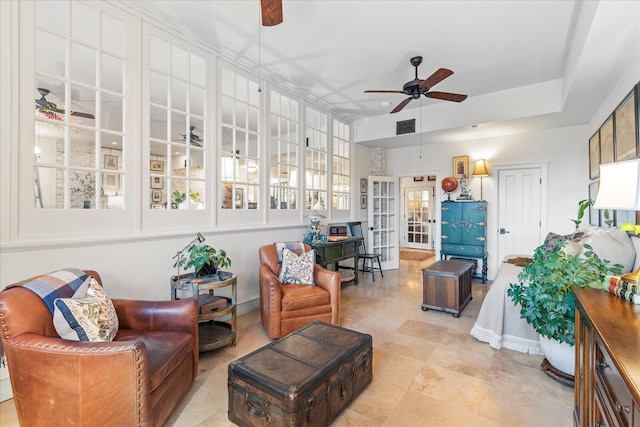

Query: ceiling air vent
[{"left": 396, "top": 119, "right": 415, "bottom": 135}]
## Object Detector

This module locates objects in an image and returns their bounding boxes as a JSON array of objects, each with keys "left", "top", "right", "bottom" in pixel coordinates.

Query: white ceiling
[{"left": 135, "top": 0, "right": 639, "bottom": 147}]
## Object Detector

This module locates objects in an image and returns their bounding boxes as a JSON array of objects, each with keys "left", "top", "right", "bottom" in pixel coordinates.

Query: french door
[
  {"left": 405, "top": 187, "right": 433, "bottom": 249},
  {"left": 368, "top": 176, "right": 399, "bottom": 270}
]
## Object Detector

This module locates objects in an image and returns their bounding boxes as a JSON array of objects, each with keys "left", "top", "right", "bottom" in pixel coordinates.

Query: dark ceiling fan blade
[
  {"left": 425, "top": 91, "right": 468, "bottom": 103},
  {"left": 364, "top": 90, "right": 407, "bottom": 94},
  {"left": 261, "top": 0, "right": 283, "bottom": 26},
  {"left": 419, "top": 68, "right": 453, "bottom": 90},
  {"left": 391, "top": 97, "right": 412, "bottom": 114},
  {"left": 69, "top": 110, "right": 96, "bottom": 119}
]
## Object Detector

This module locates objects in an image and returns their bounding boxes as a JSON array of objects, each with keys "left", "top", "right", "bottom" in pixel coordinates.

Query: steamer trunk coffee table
[
  {"left": 422, "top": 260, "right": 473, "bottom": 317},
  {"left": 228, "top": 321, "right": 373, "bottom": 427}
]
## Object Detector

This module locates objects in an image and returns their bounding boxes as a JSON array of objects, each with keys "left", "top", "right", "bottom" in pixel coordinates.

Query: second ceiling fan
[{"left": 365, "top": 56, "right": 467, "bottom": 114}]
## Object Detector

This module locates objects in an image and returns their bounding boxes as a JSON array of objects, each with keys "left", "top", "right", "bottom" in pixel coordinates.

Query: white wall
[{"left": 384, "top": 124, "right": 588, "bottom": 279}]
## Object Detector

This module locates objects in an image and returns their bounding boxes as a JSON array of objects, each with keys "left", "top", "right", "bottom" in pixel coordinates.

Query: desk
[{"left": 311, "top": 237, "right": 363, "bottom": 285}]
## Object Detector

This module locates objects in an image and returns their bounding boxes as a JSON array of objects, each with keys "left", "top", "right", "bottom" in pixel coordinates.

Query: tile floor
[{"left": 0, "top": 255, "right": 574, "bottom": 426}]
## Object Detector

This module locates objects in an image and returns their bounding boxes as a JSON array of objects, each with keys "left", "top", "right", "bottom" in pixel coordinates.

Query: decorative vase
[{"left": 539, "top": 335, "right": 575, "bottom": 376}]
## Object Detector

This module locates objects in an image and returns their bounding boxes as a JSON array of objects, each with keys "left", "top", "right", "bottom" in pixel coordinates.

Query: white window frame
[
  {"left": 17, "top": 0, "right": 140, "bottom": 239},
  {"left": 142, "top": 26, "right": 212, "bottom": 230}
]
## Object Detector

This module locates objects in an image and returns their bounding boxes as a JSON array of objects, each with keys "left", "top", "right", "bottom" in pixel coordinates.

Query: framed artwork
[
  {"left": 413, "top": 176, "right": 424, "bottom": 182},
  {"left": 150, "top": 160, "right": 164, "bottom": 172},
  {"left": 150, "top": 176, "right": 163, "bottom": 189},
  {"left": 103, "top": 173, "right": 119, "bottom": 190},
  {"left": 222, "top": 184, "right": 233, "bottom": 209},
  {"left": 360, "top": 178, "right": 367, "bottom": 194},
  {"left": 452, "top": 155, "right": 469, "bottom": 179},
  {"left": 151, "top": 203, "right": 163, "bottom": 209},
  {"left": 360, "top": 194, "right": 367, "bottom": 209},
  {"left": 588, "top": 181, "right": 599, "bottom": 226},
  {"left": 151, "top": 190, "right": 162, "bottom": 202},
  {"left": 614, "top": 89, "right": 638, "bottom": 161},
  {"left": 234, "top": 188, "right": 244, "bottom": 209},
  {"left": 104, "top": 154, "right": 118, "bottom": 170},
  {"left": 588, "top": 131, "right": 600, "bottom": 180},
  {"left": 599, "top": 116, "right": 614, "bottom": 165}
]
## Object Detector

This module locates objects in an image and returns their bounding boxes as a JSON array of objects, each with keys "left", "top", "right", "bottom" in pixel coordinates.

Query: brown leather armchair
[
  {"left": 259, "top": 244, "right": 341, "bottom": 339},
  {"left": 0, "top": 270, "right": 198, "bottom": 427}
]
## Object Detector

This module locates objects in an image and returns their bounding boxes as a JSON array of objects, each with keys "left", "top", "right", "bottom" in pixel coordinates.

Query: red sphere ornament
[{"left": 441, "top": 177, "right": 458, "bottom": 193}]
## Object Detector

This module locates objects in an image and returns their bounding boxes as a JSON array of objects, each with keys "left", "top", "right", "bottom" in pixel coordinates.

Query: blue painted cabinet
[{"left": 440, "top": 201, "right": 487, "bottom": 282}]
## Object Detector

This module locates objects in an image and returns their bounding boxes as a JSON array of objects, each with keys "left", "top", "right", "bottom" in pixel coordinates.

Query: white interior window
[
  {"left": 269, "top": 90, "right": 299, "bottom": 210},
  {"left": 304, "top": 106, "right": 328, "bottom": 212},
  {"left": 332, "top": 119, "right": 350, "bottom": 211}
]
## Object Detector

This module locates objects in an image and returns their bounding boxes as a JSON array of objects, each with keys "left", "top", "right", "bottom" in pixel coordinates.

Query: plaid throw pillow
[{"left": 278, "top": 248, "right": 315, "bottom": 285}]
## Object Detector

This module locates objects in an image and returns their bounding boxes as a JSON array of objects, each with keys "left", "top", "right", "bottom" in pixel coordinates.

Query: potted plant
[
  {"left": 174, "top": 244, "right": 231, "bottom": 278},
  {"left": 507, "top": 236, "right": 621, "bottom": 375}
]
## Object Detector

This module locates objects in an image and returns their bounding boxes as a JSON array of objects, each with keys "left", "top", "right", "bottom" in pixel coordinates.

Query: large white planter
[{"left": 539, "top": 335, "right": 575, "bottom": 376}]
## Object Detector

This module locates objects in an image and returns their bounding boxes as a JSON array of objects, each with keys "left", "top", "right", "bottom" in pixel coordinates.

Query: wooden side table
[
  {"left": 171, "top": 271, "right": 237, "bottom": 352},
  {"left": 421, "top": 260, "right": 473, "bottom": 317}
]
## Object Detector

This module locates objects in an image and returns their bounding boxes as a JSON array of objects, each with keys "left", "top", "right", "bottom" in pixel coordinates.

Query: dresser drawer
[
  {"left": 595, "top": 336, "right": 633, "bottom": 426},
  {"left": 441, "top": 243, "right": 485, "bottom": 256}
]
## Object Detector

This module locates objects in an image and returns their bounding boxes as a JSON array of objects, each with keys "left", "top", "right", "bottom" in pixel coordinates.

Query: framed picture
[
  {"left": 588, "top": 131, "right": 600, "bottom": 179},
  {"left": 150, "top": 160, "right": 165, "bottom": 172},
  {"left": 360, "top": 194, "right": 367, "bottom": 209},
  {"left": 413, "top": 176, "right": 424, "bottom": 182},
  {"left": 360, "top": 178, "right": 367, "bottom": 194},
  {"left": 151, "top": 190, "right": 162, "bottom": 202},
  {"left": 222, "top": 184, "right": 233, "bottom": 209},
  {"left": 614, "top": 89, "right": 638, "bottom": 161},
  {"left": 151, "top": 203, "right": 163, "bottom": 209},
  {"left": 452, "top": 155, "right": 469, "bottom": 179},
  {"left": 599, "top": 116, "right": 614, "bottom": 165},
  {"left": 150, "top": 176, "right": 163, "bottom": 189},
  {"left": 588, "top": 181, "right": 599, "bottom": 226},
  {"left": 234, "top": 188, "right": 244, "bottom": 209},
  {"left": 104, "top": 154, "right": 118, "bottom": 170},
  {"left": 103, "top": 173, "right": 119, "bottom": 190}
]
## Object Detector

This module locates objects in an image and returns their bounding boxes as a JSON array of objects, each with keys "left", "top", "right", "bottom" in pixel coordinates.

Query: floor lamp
[
  {"left": 594, "top": 159, "right": 640, "bottom": 283},
  {"left": 472, "top": 159, "right": 490, "bottom": 201}
]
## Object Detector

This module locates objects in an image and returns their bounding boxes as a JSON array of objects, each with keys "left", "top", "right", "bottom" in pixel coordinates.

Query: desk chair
[{"left": 347, "top": 222, "right": 384, "bottom": 281}]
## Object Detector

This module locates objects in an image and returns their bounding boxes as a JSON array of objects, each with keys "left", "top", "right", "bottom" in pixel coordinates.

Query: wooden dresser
[{"left": 574, "top": 287, "right": 640, "bottom": 427}]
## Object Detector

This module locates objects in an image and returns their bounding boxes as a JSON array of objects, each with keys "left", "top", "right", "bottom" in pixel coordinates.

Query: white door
[
  {"left": 405, "top": 187, "right": 433, "bottom": 249},
  {"left": 498, "top": 167, "right": 544, "bottom": 261},
  {"left": 368, "top": 176, "right": 399, "bottom": 270}
]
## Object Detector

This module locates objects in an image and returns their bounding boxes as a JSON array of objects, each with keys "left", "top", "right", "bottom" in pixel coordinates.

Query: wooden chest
[
  {"left": 422, "top": 260, "right": 473, "bottom": 317},
  {"left": 228, "top": 321, "right": 373, "bottom": 427}
]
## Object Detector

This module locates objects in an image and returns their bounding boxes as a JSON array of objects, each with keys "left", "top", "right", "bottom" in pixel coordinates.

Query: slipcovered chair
[
  {"left": 259, "top": 243, "right": 341, "bottom": 339},
  {"left": 0, "top": 270, "right": 198, "bottom": 427}
]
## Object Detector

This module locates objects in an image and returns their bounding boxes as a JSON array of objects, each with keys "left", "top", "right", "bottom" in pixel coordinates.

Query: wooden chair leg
[{"left": 376, "top": 257, "right": 384, "bottom": 278}]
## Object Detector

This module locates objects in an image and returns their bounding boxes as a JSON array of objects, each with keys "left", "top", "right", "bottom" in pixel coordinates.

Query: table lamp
[
  {"left": 472, "top": 159, "right": 490, "bottom": 201},
  {"left": 594, "top": 159, "right": 640, "bottom": 283}
]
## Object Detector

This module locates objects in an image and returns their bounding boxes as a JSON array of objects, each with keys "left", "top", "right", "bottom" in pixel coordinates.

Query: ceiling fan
[
  {"left": 365, "top": 56, "right": 467, "bottom": 114},
  {"left": 35, "top": 88, "right": 95, "bottom": 120},
  {"left": 178, "top": 126, "right": 202, "bottom": 147},
  {"left": 261, "top": 0, "right": 283, "bottom": 26}
]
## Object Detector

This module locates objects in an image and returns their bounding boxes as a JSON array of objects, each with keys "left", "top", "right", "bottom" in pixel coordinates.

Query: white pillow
[
  {"left": 53, "top": 279, "right": 119, "bottom": 342},
  {"left": 278, "top": 247, "right": 315, "bottom": 285},
  {"left": 630, "top": 235, "right": 640, "bottom": 271},
  {"left": 580, "top": 228, "right": 635, "bottom": 273}
]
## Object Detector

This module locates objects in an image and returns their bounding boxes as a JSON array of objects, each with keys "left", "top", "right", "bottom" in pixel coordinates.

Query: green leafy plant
[
  {"left": 507, "top": 236, "right": 622, "bottom": 346},
  {"left": 570, "top": 199, "right": 593, "bottom": 229},
  {"left": 173, "top": 244, "right": 231, "bottom": 277},
  {"left": 172, "top": 190, "right": 186, "bottom": 205}
]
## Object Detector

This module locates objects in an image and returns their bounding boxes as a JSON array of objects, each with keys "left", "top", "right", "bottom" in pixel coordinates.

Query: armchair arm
[
  {"left": 3, "top": 334, "right": 152, "bottom": 426},
  {"left": 313, "top": 265, "right": 341, "bottom": 325},
  {"left": 113, "top": 298, "right": 198, "bottom": 335},
  {"left": 259, "top": 264, "right": 283, "bottom": 339}
]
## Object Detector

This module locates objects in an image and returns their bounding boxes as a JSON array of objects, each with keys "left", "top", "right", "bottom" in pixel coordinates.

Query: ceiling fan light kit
[{"left": 365, "top": 56, "right": 468, "bottom": 114}]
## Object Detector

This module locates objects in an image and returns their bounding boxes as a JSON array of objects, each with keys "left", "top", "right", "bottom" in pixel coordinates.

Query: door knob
[{"left": 499, "top": 228, "right": 510, "bottom": 234}]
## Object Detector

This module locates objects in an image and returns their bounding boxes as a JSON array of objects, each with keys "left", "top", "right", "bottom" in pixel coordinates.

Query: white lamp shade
[{"left": 593, "top": 159, "right": 640, "bottom": 210}]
